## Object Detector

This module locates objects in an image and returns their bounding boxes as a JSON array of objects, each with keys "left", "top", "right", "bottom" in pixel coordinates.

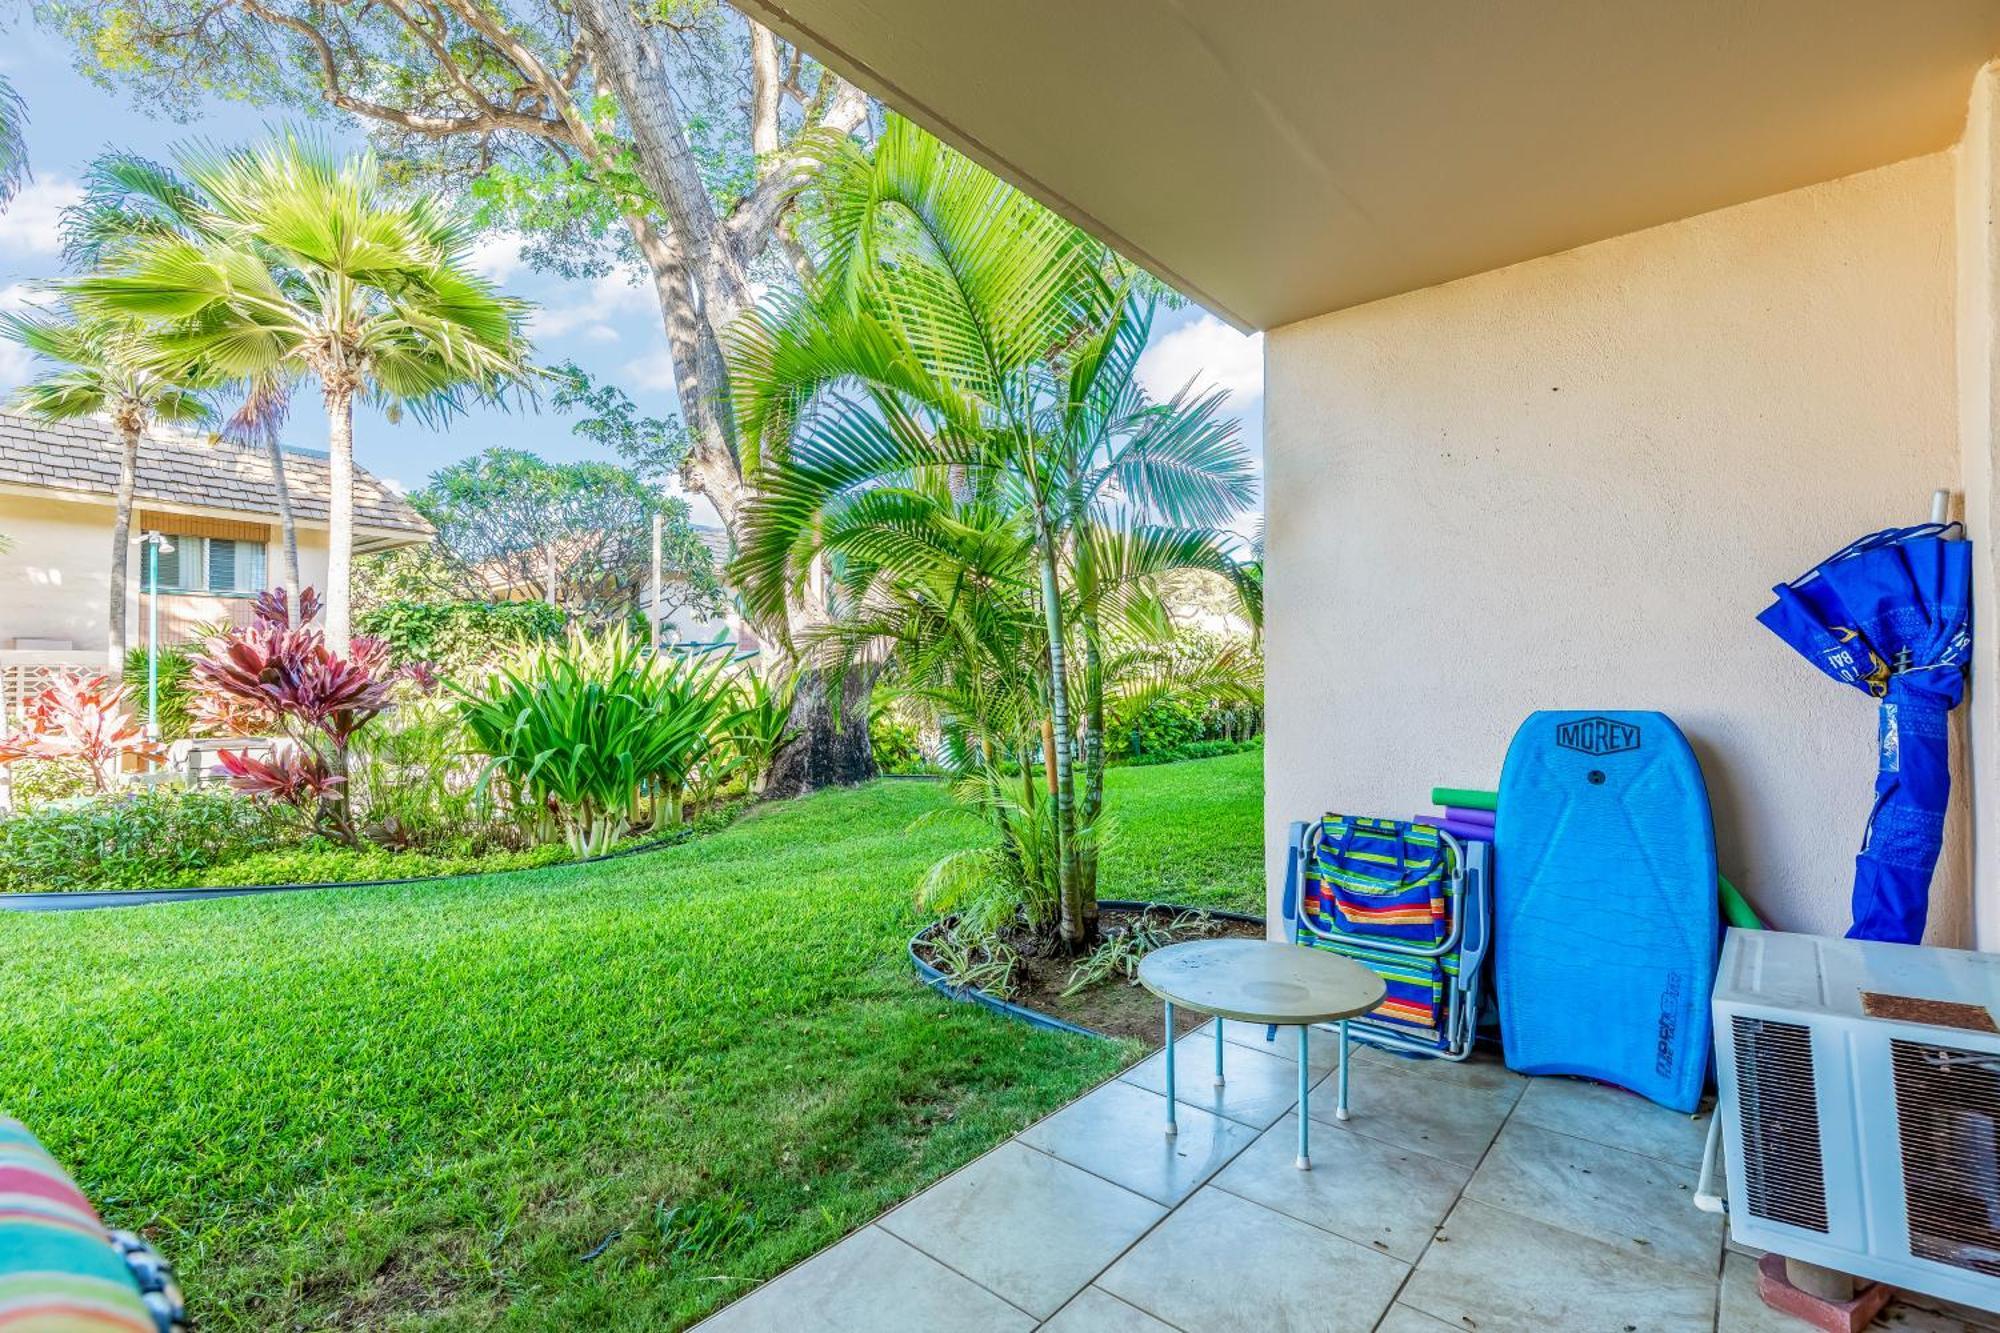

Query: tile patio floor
[{"left": 694, "top": 1020, "right": 2000, "bottom": 1332}]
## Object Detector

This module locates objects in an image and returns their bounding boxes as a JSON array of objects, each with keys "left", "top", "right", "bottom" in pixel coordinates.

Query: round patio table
[{"left": 1137, "top": 938, "right": 1385, "bottom": 1171}]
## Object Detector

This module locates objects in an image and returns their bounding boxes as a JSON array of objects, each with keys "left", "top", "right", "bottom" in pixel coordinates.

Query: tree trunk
[
  {"left": 107, "top": 423, "right": 139, "bottom": 672},
  {"left": 266, "top": 434, "right": 302, "bottom": 626},
  {"left": 762, "top": 664, "right": 876, "bottom": 797},
  {"left": 1078, "top": 602, "right": 1105, "bottom": 929},
  {"left": 1037, "top": 525, "right": 1087, "bottom": 947},
  {"left": 324, "top": 383, "right": 356, "bottom": 653}
]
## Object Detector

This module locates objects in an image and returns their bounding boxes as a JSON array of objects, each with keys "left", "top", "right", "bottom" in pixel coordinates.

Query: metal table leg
[
  {"left": 1336, "top": 1019, "right": 1351, "bottom": 1121},
  {"left": 1163, "top": 1000, "right": 1178, "bottom": 1137},
  {"left": 1295, "top": 1023, "right": 1312, "bottom": 1171},
  {"left": 1214, "top": 1016, "right": 1226, "bottom": 1087}
]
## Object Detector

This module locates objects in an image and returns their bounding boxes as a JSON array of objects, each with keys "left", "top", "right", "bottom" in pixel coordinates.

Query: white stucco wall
[
  {"left": 1264, "top": 151, "right": 1972, "bottom": 945},
  {"left": 0, "top": 493, "right": 333, "bottom": 657},
  {"left": 1957, "top": 62, "right": 2000, "bottom": 952}
]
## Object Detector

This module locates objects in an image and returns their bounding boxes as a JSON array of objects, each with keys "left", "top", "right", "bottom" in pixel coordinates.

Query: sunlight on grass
[{"left": 0, "top": 749, "right": 1262, "bottom": 1330}]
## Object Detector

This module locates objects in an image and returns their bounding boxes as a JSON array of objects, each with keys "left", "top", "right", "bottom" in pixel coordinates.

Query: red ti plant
[
  {"left": 0, "top": 671, "right": 165, "bottom": 790},
  {"left": 191, "top": 587, "right": 396, "bottom": 845}
]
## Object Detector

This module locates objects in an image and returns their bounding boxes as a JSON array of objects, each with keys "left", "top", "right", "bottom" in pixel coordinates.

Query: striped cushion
[{"left": 0, "top": 1118, "right": 155, "bottom": 1332}]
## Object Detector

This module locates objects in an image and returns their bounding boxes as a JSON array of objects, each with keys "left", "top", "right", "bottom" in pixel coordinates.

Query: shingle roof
[{"left": 0, "top": 410, "right": 432, "bottom": 539}]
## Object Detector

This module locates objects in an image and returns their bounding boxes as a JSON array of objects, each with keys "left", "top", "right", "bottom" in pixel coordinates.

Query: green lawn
[{"left": 0, "top": 748, "right": 1262, "bottom": 1330}]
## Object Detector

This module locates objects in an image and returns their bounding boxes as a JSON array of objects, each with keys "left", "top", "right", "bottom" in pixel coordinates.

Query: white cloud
[
  {"left": 622, "top": 346, "right": 679, "bottom": 393},
  {"left": 529, "top": 272, "right": 654, "bottom": 341},
  {"left": 0, "top": 177, "right": 83, "bottom": 257},
  {"left": 1135, "top": 312, "right": 1263, "bottom": 408},
  {"left": 466, "top": 231, "right": 528, "bottom": 284}
]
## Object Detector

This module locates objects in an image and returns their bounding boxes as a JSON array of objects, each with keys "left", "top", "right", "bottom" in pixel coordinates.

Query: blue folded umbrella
[{"left": 1757, "top": 523, "right": 1972, "bottom": 943}]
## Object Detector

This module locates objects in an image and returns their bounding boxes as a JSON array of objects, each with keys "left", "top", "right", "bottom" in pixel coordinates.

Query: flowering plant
[
  {"left": 191, "top": 588, "right": 406, "bottom": 844},
  {"left": 0, "top": 672, "right": 165, "bottom": 790}
]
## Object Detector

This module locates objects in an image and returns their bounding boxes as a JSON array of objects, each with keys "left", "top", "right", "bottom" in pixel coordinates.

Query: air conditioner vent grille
[
  {"left": 1890, "top": 1039, "right": 2000, "bottom": 1276},
  {"left": 1732, "top": 1015, "right": 1829, "bottom": 1233}
]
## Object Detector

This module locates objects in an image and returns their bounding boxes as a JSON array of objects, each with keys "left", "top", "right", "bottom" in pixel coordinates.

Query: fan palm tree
[
  {"left": 730, "top": 116, "right": 1259, "bottom": 943},
  {"left": 63, "top": 153, "right": 311, "bottom": 622},
  {"left": 1, "top": 306, "right": 214, "bottom": 669},
  {"left": 72, "top": 133, "right": 533, "bottom": 650}
]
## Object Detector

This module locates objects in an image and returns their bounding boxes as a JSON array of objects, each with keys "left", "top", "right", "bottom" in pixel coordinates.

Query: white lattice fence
[{"left": 0, "top": 653, "right": 110, "bottom": 737}]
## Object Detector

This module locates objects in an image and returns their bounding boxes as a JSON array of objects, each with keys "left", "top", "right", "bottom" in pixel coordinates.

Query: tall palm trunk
[
  {"left": 106, "top": 420, "right": 140, "bottom": 672},
  {"left": 1037, "top": 517, "right": 1087, "bottom": 947},
  {"left": 265, "top": 435, "right": 302, "bottom": 626},
  {"left": 324, "top": 381, "right": 355, "bottom": 653},
  {"left": 1079, "top": 601, "right": 1106, "bottom": 921}
]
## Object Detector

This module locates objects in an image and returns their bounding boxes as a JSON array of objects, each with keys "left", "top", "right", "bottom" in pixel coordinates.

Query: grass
[{"left": 0, "top": 748, "right": 1262, "bottom": 1330}]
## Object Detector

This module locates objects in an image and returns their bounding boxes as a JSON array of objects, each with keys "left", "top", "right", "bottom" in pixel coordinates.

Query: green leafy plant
[
  {"left": 355, "top": 600, "right": 566, "bottom": 676},
  {"left": 923, "top": 920, "right": 1022, "bottom": 1000},
  {"left": 0, "top": 785, "right": 296, "bottom": 891},
  {"left": 1061, "top": 909, "right": 1219, "bottom": 997},
  {"left": 123, "top": 645, "right": 198, "bottom": 741},
  {"left": 722, "top": 670, "right": 797, "bottom": 795},
  {"left": 454, "top": 629, "right": 735, "bottom": 856}
]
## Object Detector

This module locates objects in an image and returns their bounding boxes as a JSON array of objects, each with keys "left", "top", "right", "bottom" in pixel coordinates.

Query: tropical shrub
[
  {"left": 869, "top": 708, "right": 927, "bottom": 775},
  {"left": 0, "top": 672, "right": 164, "bottom": 790},
  {"left": 123, "top": 645, "right": 198, "bottom": 741},
  {"left": 455, "top": 629, "right": 735, "bottom": 855},
  {"left": 723, "top": 671, "right": 798, "bottom": 794},
  {"left": 3, "top": 759, "right": 90, "bottom": 809},
  {"left": 191, "top": 591, "right": 401, "bottom": 845},
  {"left": 0, "top": 785, "right": 295, "bottom": 891},
  {"left": 356, "top": 599, "right": 566, "bottom": 675}
]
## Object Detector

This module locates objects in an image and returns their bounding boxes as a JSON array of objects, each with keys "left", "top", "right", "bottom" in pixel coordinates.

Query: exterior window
[{"left": 152, "top": 536, "right": 268, "bottom": 595}]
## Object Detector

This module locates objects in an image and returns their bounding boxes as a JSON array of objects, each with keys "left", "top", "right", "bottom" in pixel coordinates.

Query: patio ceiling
[{"left": 736, "top": 0, "right": 2000, "bottom": 330}]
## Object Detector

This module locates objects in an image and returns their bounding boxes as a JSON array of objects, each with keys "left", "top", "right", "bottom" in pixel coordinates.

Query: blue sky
[{"left": 0, "top": 23, "right": 1262, "bottom": 526}]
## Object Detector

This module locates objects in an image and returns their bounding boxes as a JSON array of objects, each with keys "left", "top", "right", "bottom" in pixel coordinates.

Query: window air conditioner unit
[{"left": 1713, "top": 928, "right": 2000, "bottom": 1311}]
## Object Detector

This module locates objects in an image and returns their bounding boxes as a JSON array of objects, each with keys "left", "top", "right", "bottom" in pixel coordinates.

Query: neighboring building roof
[
  {"left": 0, "top": 410, "right": 432, "bottom": 542},
  {"left": 736, "top": 0, "right": 2000, "bottom": 329}
]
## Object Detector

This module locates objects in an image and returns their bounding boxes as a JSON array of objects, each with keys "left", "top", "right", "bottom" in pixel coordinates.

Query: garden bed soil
[{"left": 917, "top": 905, "right": 1265, "bottom": 1043}]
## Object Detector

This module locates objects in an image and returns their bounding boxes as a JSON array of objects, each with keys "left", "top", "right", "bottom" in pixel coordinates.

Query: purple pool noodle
[
  {"left": 1444, "top": 806, "right": 1496, "bottom": 828},
  {"left": 1416, "top": 815, "right": 1495, "bottom": 843}
]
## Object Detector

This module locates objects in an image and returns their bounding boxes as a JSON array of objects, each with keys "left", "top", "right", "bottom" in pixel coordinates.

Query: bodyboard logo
[{"left": 1555, "top": 716, "right": 1642, "bottom": 756}]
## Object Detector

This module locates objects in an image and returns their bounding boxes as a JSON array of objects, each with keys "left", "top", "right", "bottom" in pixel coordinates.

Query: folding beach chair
[{"left": 1264, "top": 814, "right": 1492, "bottom": 1081}]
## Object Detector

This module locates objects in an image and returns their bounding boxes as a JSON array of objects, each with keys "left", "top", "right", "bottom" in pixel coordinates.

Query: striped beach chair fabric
[
  {"left": 0, "top": 1117, "right": 180, "bottom": 1332},
  {"left": 1283, "top": 812, "right": 1491, "bottom": 1062}
]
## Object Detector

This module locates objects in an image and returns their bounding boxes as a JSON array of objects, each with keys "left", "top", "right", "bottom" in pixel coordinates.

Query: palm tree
[
  {"left": 1, "top": 307, "right": 213, "bottom": 669},
  {"left": 0, "top": 75, "right": 28, "bottom": 210},
  {"left": 62, "top": 153, "right": 311, "bottom": 624},
  {"left": 730, "top": 116, "right": 1259, "bottom": 944},
  {"left": 72, "top": 133, "right": 532, "bottom": 650}
]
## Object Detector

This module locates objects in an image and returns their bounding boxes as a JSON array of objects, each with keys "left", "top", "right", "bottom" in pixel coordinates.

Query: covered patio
[{"left": 697, "top": 1020, "right": 1989, "bottom": 1331}]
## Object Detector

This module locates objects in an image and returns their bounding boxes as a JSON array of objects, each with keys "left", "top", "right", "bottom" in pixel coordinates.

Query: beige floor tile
[
  {"left": 692, "top": 1225, "right": 1034, "bottom": 1332},
  {"left": 1400, "top": 1198, "right": 1715, "bottom": 1333},
  {"left": 1100, "top": 1187, "right": 1408, "bottom": 1333},
  {"left": 1511, "top": 1075, "right": 1710, "bottom": 1168},
  {"left": 1020, "top": 1078, "right": 1259, "bottom": 1206},
  {"left": 1037, "top": 1287, "right": 1179, "bottom": 1332},
  {"left": 1122, "top": 1026, "right": 1319, "bottom": 1129},
  {"left": 879, "top": 1142, "right": 1166, "bottom": 1319},
  {"left": 1464, "top": 1120, "right": 1721, "bottom": 1276},
  {"left": 1212, "top": 1112, "right": 1469, "bottom": 1262},
  {"left": 1306, "top": 1051, "right": 1522, "bottom": 1167}
]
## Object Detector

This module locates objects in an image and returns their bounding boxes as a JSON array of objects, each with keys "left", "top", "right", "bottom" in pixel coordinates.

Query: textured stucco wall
[
  {"left": 1264, "top": 151, "right": 1970, "bottom": 944},
  {"left": 1958, "top": 63, "right": 2000, "bottom": 951},
  {"left": 0, "top": 493, "right": 330, "bottom": 655}
]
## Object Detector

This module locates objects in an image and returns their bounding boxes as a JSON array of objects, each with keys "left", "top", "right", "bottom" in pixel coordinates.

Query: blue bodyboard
[{"left": 1495, "top": 711, "right": 1717, "bottom": 1113}]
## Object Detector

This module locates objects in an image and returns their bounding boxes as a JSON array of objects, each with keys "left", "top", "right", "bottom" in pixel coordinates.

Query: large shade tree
[
  {"left": 73, "top": 134, "right": 534, "bottom": 650},
  {"left": 1, "top": 307, "right": 214, "bottom": 669},
  {"left": 36, "top": 0, "right": 878, "bottom": 787},
  {"left": 731, "top": 118, "right": 1259, "bottom": 944},
  {"left": 410, "top": 447, "right": 722, "bottom": 627}
]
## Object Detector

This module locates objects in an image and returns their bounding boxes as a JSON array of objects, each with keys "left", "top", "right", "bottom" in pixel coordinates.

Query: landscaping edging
[
  {"left": 907, "top": 899, "right": 1268, "bottom": 1040},
  {"left": 0, "top": 822, "right": 727, "bottom": 913}
]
